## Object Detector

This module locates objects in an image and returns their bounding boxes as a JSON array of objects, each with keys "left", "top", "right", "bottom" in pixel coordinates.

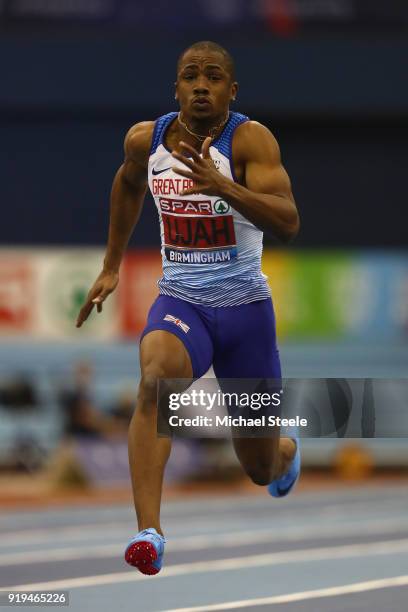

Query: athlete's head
[{"left": 175, "top": 41, "right": 238, "bottom": 122}]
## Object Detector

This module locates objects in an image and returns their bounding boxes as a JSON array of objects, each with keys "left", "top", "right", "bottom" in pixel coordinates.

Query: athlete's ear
[
  {"left": 231, "top": 81, "right": 238, "bottom": 102},
  {"left": 174, "top": 82, "right": 178, "bottom": 101}
]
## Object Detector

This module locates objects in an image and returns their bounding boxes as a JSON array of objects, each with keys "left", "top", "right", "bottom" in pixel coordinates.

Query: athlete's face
[{"left": 175, "top": 50, "right": 238, "bottom": 121}]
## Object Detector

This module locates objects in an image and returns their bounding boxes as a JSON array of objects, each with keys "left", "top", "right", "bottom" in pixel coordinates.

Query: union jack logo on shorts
[{"left": 163, "top": 314, "right": 190, "bottom": 333}]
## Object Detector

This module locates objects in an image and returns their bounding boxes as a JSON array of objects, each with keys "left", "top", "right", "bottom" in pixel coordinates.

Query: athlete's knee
[{"left": 137, "top": 367, "right": 167, "bottom": 408}]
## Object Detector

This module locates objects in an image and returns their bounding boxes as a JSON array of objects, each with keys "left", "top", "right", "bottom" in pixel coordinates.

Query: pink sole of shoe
[{"left": 125, "top": 540, "right": 160, "bottom": 575}]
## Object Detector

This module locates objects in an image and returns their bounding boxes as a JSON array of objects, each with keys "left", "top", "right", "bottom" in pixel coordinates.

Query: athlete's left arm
[{"left": 226, "top": 121, "right": 299, "bottom": 242}]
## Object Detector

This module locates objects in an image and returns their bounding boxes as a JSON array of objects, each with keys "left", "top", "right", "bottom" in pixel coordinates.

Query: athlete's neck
[{"left": 177, "top": 111, "right": 230, "bottom": 142}]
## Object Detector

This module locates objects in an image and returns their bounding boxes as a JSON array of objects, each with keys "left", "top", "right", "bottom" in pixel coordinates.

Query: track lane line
[
  {"left": 161, "top": 575, "right": 408, "bottom": 611},
  {"left": 2, "top": 538, "right": 408, "bottom": 591},
  {"left": 0, "top": 492, "right": 405, "bottom": 535},
  {"left": 1, "top": 496, "right": 405, "bottom": 544},
  {"left": 2, "top": 518, "right": 408, "bottom": 565}
]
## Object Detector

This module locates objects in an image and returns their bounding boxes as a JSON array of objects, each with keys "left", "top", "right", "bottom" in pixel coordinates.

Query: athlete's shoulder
[
  {"left": 124, "top": 121, "right": 155, "bottom": 166},
  {"left": 233, "top": 120, "right": 281, "bottom": 162},
  {"left": 235, "top": 120, "right": 279, "bottom": 147}
]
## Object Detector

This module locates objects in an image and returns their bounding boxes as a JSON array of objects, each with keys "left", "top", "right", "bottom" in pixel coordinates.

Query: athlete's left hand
[{"left": 171, "top": 138, "right": 229, "bottom": 196}]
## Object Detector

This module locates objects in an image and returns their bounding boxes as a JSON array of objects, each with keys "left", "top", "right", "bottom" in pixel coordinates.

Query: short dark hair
[{"left": 177, "top": 41, "right": 235, "bottom": 80}]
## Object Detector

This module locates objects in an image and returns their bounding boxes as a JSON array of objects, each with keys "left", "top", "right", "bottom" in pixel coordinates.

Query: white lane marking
[
  {"left": 2, "top": 518, "right": 408, "bottom": 566},
  {"left": 0, "top": 523, "right": 135, "bottom": 546},
  {"left": 1, "top": 494, "right": 406, "bottom": 546},
  {"left": 161, "top": 575, "right": 408, "bottom": 611},
  {"left": 2, "top": 509, "right": 408, "bottom": 551},
  {"left": 3, "top": 538, "right": 408, "bottom": 591},
  {"left": 0, "top": 490, "right": 405, "bottom": 533},
  {"left": 0, "top": 516, "right": 253, "bottom": 546},
  {"left": 0, "top": 496, "right": 271, "bottom": 527}
]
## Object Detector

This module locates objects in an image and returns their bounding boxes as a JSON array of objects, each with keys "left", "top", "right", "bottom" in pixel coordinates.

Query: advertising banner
[
  {"left": 34, "top": 250, "right": 119, "bottom": 340},
  {"left": 0, "top": 249, "right": 118, "bottom": 340},
  {"left": 0, "top": 248, "right": 406, "bottom": 342},
  {"left": 118, "top": 251, "right": 162, "bottom": 338},
  {"left": 262, "top": 250, "right": 408, "bottom": 342},
  {"left": 0, "top": 254, "right": 34, "bottom": 335}
]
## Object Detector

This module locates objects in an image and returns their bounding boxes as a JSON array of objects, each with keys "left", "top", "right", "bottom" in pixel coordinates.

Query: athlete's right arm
[{"left": 76, "top": 121, "right": 154, "bottom": 328}]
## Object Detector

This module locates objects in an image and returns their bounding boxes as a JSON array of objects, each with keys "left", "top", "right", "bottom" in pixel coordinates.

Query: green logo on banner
[{"left": 45, "top": 254, "right": 109, "bottom": 335}]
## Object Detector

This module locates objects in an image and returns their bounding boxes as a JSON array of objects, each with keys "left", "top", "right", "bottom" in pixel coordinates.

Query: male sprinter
[{"left": 77, "top": 41, "right": 301, "bottom": 575}]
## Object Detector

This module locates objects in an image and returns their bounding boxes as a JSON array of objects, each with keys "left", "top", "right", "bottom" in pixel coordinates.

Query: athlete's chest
[
  {"left": 162, "top": 129, "right": 245, "bottom": 185},
  {"left": 148, "top": 147, "right": 240, "bottom": 265},
  {"left": 149, "top": 146, "right": 229, "bottom": 198}
]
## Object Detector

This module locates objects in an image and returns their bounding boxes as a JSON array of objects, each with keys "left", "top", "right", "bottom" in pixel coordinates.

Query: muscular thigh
[
  {"left": 141, "top": 295, "right": 214, "bottom": 379},
  {"left": 212, "top": 299, "right": 282, "bottom": 472},
  {"left": 212, "top": 298, "right": 281, "bottom": 379},
  {"left": 140, "top": 330, "right": 193, "bottom": 379},
  {"left": 138, "top": 330, "right": 194, "bottom": 409}
]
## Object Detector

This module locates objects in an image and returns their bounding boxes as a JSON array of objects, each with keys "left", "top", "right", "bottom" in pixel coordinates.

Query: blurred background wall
[
  {"left": 1, "top": 8, "right": 407, "bottom": 247},
  {"left": 0, "top": 0, "right": 407, "bottom": 485}
]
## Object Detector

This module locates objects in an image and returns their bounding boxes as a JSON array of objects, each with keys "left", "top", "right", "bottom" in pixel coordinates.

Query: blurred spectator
[
  {"left": 110, "top": 387, "right": 136, "bottom": 432},
  {"left": 12, "top": 435, "right": 47, "bottom": 473},
  {"left": 58, "top": 361, "right": 107, "bottom": 438},
  {"left": 58, "top": 361, "right": 131, "bottom": 439},
  {"left": 0, "top": 374, "right": 37, "bottom": 410}
]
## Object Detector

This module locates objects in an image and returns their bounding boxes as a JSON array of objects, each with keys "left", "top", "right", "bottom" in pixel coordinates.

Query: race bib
[{"left": 160, "top": 198, "right": 237, "bottom": 265}]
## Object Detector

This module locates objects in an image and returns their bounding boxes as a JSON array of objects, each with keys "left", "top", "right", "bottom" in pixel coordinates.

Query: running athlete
[{"left": 76, "top": 41, "right": 301, "bottom": 576}]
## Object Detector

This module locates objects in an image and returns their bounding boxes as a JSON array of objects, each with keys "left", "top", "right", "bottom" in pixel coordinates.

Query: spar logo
[
  {"left": 160, "top": 198, "right": 212, "bottom": 216},
  {"left": 213, "top": 199, "right": 230, "bottom": 214}
]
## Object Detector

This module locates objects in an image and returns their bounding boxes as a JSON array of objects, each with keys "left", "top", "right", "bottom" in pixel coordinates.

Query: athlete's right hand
[{"left": 76, "top": 270, "right": 119, "bottom": 328}]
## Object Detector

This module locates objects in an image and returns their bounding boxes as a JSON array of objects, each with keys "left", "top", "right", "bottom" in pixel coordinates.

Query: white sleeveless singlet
[{"left": 147, "top": 111, "right": 271, "bottom": 307}]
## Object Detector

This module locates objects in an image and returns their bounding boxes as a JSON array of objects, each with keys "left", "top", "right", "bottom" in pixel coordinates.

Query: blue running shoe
[
  {"left": 124, "top": 528, "right": 165, "bottom": 575},
  {"left": 268, "top": 439, "right": 301, "bottom": 498}
]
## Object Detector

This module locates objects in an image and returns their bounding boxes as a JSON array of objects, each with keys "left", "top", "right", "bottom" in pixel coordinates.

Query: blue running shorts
[{"left": 140, "top": 295, "right": 281, "bottom": 380}]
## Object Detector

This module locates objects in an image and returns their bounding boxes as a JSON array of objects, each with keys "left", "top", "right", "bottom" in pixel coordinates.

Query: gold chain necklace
[{"left": 177, "top": 111, "right": 230, "bottom": 142}]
